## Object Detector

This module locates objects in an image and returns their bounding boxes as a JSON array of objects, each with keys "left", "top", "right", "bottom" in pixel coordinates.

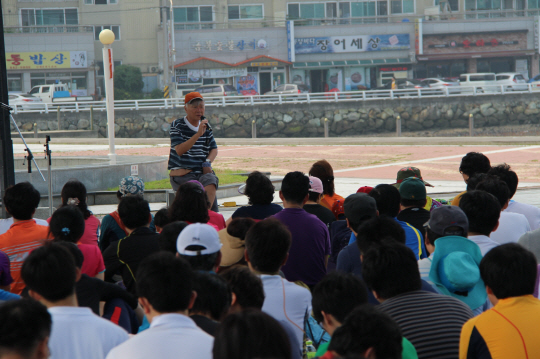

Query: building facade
[{"left": 3, "top": 0, "right": 540, "bottom": 96}]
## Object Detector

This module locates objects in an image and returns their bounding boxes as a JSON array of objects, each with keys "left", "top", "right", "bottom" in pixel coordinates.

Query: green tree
[{"left": 114, "top": 65, "right": 144, "bottom": 99}]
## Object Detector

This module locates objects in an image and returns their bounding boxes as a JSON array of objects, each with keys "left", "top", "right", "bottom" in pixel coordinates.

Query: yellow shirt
[{"left": 460, "top": 295, "right": 540, "bottom": 359}]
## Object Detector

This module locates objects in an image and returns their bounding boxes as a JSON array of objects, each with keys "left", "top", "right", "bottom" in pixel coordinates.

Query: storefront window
[
  {"left": 273, "top": 73, "right": 285, "bottom": 87},
  {"left": 7, "top": 75, "right": 22, "bottom": 92}
]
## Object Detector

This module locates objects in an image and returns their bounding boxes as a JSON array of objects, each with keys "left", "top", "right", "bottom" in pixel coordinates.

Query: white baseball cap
[{"left": 176, "top": 223, "right": 222, "bottom": 256}]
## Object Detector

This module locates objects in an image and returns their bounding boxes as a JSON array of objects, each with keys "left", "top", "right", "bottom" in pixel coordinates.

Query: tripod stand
[{"left": 0, "top": 103, "right": 51, "bottom": 214}]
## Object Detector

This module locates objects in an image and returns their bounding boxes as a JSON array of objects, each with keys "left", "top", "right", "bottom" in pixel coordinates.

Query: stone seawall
[{"left": 11, "top": 93, "right": 540, "bottom": 138}]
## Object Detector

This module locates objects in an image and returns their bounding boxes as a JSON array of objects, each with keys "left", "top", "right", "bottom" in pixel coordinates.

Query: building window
[
  {"left": 528, "top": 0, "right": 540, "bottom": 8},
  {"left": 20, "top": 8, "right": 79, "bottom": 26},
  {"left": 84, "top": 0, "right": 118, "bottom": 4},
  {"left": 351, "top": 2, "right": 376, "bottom": 16},
  {"left": 173, "top": 6, "right": 213, "bottom": 22},
  {"left": 94, "top": 25, "right": 120, "bottom": 40},
  {"left": 390, "top": 0, "right": 414, "bottom": 13},
  {"left": 287, "top": 1, "right": 392, "bottom": 18},
  {"left": 287, "top": 3, "right": 325, "bottom": 19},
  {"left": 435, "top": 0, "right": 459, "bottom": 11},
  {"left": 228, "top": 5, "right": 264, "bottom": 20},
  {"left": 465, "top": 0, "right": 503, "bottom": 9}
]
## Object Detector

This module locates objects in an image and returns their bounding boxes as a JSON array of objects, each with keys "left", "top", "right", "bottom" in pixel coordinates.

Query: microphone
[{"left": 201, "top": 116, "right": 212, "bottom": 132}]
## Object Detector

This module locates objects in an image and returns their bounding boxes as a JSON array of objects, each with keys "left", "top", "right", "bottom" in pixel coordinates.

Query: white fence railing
[{"left": 11, "top": 83, "right": 540, "bottom": 114}]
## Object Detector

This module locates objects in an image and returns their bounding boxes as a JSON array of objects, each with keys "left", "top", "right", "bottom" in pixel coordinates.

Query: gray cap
[
  {"left": 344, "top": 193, "right": 377, "bottom": 222},
  {"left": 425, "top": 205, "right": 469, "bottom": 236}
]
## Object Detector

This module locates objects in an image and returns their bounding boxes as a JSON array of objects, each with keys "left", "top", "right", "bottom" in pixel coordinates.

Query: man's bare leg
[{"left": 205, "top": 184, "right": 217, "bottom": 210}]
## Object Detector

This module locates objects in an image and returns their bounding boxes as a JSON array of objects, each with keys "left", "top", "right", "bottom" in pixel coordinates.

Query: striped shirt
[
  {"left": 378, "top": 290, "right": 473, "bottom": 359},
  {"left": 0, "top": 220, "right": 50, "bottom": 294},
  {"left": 168, "top": 117, "right": 217, "bottom": 172}
]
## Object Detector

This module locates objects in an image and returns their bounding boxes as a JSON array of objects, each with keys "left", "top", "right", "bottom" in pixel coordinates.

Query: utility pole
[{"left": 0, "top": 5, "right": 16, "bottom": 218}]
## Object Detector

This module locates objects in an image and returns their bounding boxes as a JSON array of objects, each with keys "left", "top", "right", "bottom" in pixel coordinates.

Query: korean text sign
[
  {"left": 295, "top": 34, "right": 410, "bottom": 54},
  {"left": 6, "top": 51, "right": 87, "bottom": 70}
]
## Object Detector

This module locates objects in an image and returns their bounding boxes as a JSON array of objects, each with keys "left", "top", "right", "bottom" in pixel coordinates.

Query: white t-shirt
[
  {"left": 418, "top": 257, "right": 433, "bottom": 286},
  {"left": 260, "top": 275, "right": 312, "bottom": 351},
  {"left": 490, "top": 211, "right": 531, "bottom": 245},
  {"left": 0, "top": 217, "right": 48, "bottom": 235},
  {"left": 506, "top": 200, "right": 540, "bottom": 231},
  {"left": 48, "top": 306, "right": 128, "bottom": 359},
  {"left": 106, "top": 314, "right": 213, "bottom": 359},
  {"left": 467, "top": 235, "right": 500, "bottom": 256}
]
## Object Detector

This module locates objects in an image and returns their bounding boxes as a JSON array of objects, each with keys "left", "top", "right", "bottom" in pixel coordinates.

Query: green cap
[{"left": 399, "top": 177, "right": 426, "bottom": 200}]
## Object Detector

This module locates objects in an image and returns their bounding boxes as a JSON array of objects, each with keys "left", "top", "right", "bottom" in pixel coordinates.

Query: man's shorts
[{"left": 169, "top": 171, "right": 219, "bottom": 192}]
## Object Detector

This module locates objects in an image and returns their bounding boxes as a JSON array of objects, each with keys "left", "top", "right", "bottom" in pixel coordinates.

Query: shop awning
[
  {"left": 174, "top": 55, "right": 291, "bottom": 69},
  {"left": 293, "top": 58, "right": 412, "bottom": 68},
  {"left": 417, "top": 50, "right": 536, "bottom": 61}
]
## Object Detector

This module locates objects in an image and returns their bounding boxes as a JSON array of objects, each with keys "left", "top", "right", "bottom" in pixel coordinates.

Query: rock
[
  {"left": 47, "top": 121, "right": 57, "bottom": 131},
  {"left": 284, "top": 125, "right": 304, "bottom": 134},
  {"left": 223, "top": 118, "right": 235, "bottom": 129},
  {"left": 296, "top": 112, "right": 304, "bottom": 121},
  {"left": 165, "top": 116, "right": 175, "bottom": 123},
  {"left": 451, "top": 119, "right": 468, "bottom": 128},
  {"left": 528, "top": 102, "right": 537, "bottom": 110},
  {"left": 260, "top": 123, "right": 278, "bottom": 135},
  {"left": 308, "top": 118, "right": 321, "bottom": 127},
  {"left": 148, "top": 121, "right": 158, "bottom": 130},
  {"left": 347, "top": 112, "right": 360, "bottom": 121},
  {"left": 161, "top": 123, "right": 170, "bottom": 132},
  {"left": 283, "top": 114, "right": 293, "bottom": 123},
  {"left": 116, "top": 118, "right": 125, "bottom": 126},
  {"left": 374, "top": 119, "right": 384, "bottom": 128},
  {"left": 481, "top": 107, "right": 496, "bottom": 117},
  {"left": 384, "top": 108, "right": 395, "bottom": 116},
  {"left": 68, "top": 124, "right": 77, "bottom": 131},
  {"left": 401, "top": 112, "right": 410, "bottom": 120},
  {"left": 235, "top": 117, "right": 245, "bottom": 126},
  {"left": 446, "top": 109, "right": 454, "bottom": 119},
  {"left": 334, "top": 114, "right": 343, "bottom": 122},
  {"left": 225, "top": 126, "right": 248, "bottom": 137},
  {"left": 381, "top": 112, "right": 388, "bottom": 120},
  {"left": 423, "top": 120, "right": 434, "bottom": 128},
  {"left": 277, "top": 121, "right": 285, "bottom": 130},
  {"left": 77, "top": 119, "right": 89, "bottom": 129},
  {"left": 419, "top": 109, "right": 429, "bottom": 121},
  {"left": 525, "top": 109, "right": 540, "bottom": 115},
  {"left": 134, "top": 129, "right": 147, "bottom": 138},
  {"left": 274, "top": 112, "right": 283, "bottom": 121},
  {"left": 480, "top": 103, "right": 492, "bottom": 112},
  {"left": 324, "top": 110, "right": 334, "bottom": 121},
  {"left": 514, "top": 106, "right": 524, "bottom": 114}
]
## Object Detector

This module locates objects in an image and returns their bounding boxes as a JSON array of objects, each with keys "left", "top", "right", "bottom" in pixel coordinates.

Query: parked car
[
  {"left": 528, "top": 74, "right": 540, "bottom": 83},
  {"left": 495, "top": 73, "right": 528, "bottom": 91},
  {"left": 194, "top": 84, "right": 240, "bottom": 97},
  {"left": 9, "top": 93, "right": 43, "bottom": 109},
  {"left": 421, "top": 78, "right": 461, "bottom": 94},
  {"left": 264, "top": 84, "right": 310, "bottom": 95},
  {"left": 529, "top": 74, "right": 540, "bottom": 91},
  {"left": 458, "top": 73, "right": 496, "bottom": 93},
  {"left": 376, "top": 79, "right": 429, "bottom": 90}
]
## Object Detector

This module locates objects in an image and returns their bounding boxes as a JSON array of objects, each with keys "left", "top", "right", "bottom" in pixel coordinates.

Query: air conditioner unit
[{"left": 148, "top": 66, "right": 160, "bottom": 73}]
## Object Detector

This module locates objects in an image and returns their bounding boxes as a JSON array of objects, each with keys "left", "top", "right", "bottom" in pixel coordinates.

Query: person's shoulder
[{"left": 283, "top": 279, "right": 312, "bottom": 299}]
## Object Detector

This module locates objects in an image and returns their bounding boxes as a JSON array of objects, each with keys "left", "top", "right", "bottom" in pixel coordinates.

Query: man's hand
[
  {"left": 202, "top": 166, "right": 213, "bottom": 174},
  {"left": 198, "top": 119, "right": 208, "bottom": 137}
]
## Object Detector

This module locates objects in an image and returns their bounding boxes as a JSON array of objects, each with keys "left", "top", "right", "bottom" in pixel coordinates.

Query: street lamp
[{"left": 99, "top": 29, "right": 116, "bottom": 163}]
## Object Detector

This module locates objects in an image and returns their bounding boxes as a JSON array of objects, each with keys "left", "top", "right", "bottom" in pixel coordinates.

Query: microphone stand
[
  {"left": 0, "top": 103, "right": 45, "bottom": 182},
  {"left": 44, "top": 136, "right": 53, "bottom": 217}
]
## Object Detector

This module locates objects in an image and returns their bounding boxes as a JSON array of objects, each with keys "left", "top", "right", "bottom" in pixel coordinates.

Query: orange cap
[{"left": 184, "top": 92, "right": 204, "bottom": 104}]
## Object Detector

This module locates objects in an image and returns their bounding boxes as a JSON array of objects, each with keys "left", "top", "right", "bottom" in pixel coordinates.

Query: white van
[{"left": 459, "top": 73, "right": 497, "bottom": 93}]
